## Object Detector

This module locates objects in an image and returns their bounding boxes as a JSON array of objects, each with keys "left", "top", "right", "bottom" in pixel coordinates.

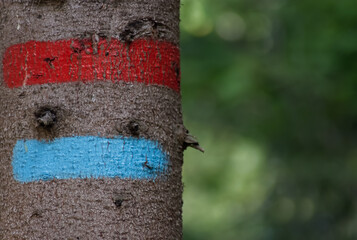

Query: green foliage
[{"left": 181, "top": 0, "right": 357, "bottom": 239}]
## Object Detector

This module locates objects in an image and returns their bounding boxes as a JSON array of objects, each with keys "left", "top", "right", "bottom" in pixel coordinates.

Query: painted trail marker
[
  {"left": 3, "top": 38, "right": 180, "bottom": 91},
  {"left": 3, "top": 38, "right": 177, "bottom": 182},
  {"left": 12, "top": 136, "right": 169, "bottom": 183}
]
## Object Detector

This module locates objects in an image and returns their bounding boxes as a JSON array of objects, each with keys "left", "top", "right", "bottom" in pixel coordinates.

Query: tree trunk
[{"left": 0, "top": 0, "right": 183, "bottom": 239}]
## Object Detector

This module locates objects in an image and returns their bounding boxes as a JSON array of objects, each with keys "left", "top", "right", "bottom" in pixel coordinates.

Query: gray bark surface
[{"left": 0, "top": 1, "right": 182, "bottom": 239}]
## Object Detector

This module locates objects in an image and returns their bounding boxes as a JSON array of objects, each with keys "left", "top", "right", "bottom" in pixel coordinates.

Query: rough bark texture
[{"left": 0, "top": 1, "right": 182, "bottom": 239}]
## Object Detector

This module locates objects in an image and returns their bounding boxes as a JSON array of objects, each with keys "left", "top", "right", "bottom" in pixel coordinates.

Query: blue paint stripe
[{"left": 12, "top": 136, "right": 168, "bottom": 182}]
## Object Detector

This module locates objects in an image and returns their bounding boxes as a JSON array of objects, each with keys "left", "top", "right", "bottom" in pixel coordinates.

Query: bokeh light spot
[
  {"left": 181, "top": 0, "right": 213, "bottom": 37},
  {"left": 215, "top": 12, "right": 246, "bottom": 41}
]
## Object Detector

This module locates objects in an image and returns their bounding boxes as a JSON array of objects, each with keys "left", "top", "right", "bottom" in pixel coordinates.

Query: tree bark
[{"left": 0, "top": 0, "right": 183, "bottom": 239}]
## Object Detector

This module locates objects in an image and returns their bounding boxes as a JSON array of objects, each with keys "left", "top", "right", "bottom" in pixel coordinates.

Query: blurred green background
[{"left": 180, "top": 0, "right": 357, "bottom": 239}]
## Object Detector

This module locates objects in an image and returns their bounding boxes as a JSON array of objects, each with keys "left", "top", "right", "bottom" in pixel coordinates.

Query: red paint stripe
[{"left": 2, "top": 39, "right": 180, "bottom": 91}]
